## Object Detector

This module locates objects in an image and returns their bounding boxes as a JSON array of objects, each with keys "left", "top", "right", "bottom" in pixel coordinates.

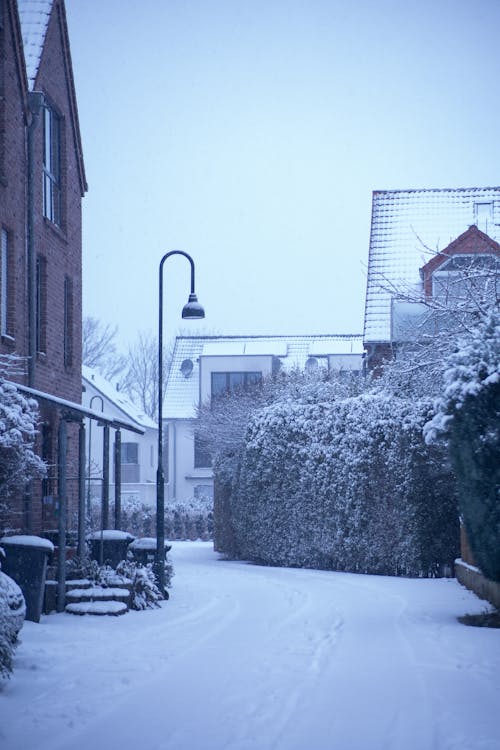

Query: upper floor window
[
  {"left": 211, "top": 371, "right": 262, "bottom": 399},
  {"left": 36, "top": 254, "right": 47, "bottom": 353},
  {"left": 43, "top": 106, "right": 61, "bottom": 226},
  {"left": 0, "top": 228, "right": 12, "bottom": 338},
  {"left": 63, "top": 276, "right": 73, "bottom": 367}
]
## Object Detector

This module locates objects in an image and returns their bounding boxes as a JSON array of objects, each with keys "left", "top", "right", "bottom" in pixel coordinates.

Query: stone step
[
  {"left": 65, "top": 586, "right": 130, "bottom": 604},
  {"left": 65, "top": 600, "right": 128, "bottom": 616}
]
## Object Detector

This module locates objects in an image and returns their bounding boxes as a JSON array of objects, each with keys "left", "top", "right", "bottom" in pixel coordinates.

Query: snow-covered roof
[
  {"left": 82, "top": 366, "right": 157, "bottom": 430},
  {"left": 17, "top": 0, "right": 54, "bottom": 89},
  {"left": 363, "top": 187, "right": 500, "bottom": 343},
  {"left": 165, "top": 334, "right": 364, "bottom": 419}
]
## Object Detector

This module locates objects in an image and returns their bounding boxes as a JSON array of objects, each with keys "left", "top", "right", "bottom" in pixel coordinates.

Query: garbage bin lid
[
  {"left": 129, "top": 537, "right": 171, "bottom": 551},
  {"left": 0, "top": 535, "right": 54, "bottom": 552},
  {"left": 86, "top": 530, "right": 135, "bottom": 542}
]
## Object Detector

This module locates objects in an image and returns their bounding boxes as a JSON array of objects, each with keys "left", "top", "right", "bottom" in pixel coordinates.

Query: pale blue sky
[{"left": 65, "top": 0, "right": 500, "bottom": 347}]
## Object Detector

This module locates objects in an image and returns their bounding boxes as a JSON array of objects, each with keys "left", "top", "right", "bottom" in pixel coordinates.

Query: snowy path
[{"left": 2, "top": 542, "right": 499, "bottom": 750}]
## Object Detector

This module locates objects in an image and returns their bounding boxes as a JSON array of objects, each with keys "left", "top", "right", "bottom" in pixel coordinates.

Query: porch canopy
[{"left": 15, "top": 383, "right": 146, "bottom": 611}]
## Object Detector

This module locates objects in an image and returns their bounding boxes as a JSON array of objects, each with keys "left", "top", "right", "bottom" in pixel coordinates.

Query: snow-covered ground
[{"left": 1, "top": 541, "right": 499, "bottom": 750}]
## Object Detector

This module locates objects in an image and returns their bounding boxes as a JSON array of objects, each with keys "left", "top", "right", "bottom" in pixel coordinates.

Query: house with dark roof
[
  {"left": 163, "top": 334, "right": 364, "bottom": 506},
  {"left": 363, "top": 186, "right": 500, "bottom": 607},
  {"left": 363, "top": 187, "right": 500, "bottom": 370}
]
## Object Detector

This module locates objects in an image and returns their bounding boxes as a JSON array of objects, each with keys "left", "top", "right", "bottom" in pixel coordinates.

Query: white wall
[
  {"left": 82, "top": 381, "right": 158, "bottom": 509},
  {"left": 166, "top": 419, "right": 213, "bottom": 504}
]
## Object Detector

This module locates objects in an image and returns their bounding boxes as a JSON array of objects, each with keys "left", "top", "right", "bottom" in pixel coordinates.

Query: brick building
[
  {"left": 0, "top": 0, "right": 86, "bottom": 536},
  {"left": 363, "top": 186, "right": 500, "bottom": 370}
]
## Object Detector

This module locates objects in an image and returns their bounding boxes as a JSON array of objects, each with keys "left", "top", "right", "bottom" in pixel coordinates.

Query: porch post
[
  {"left": 56, "top": 418, "right": 67, "bottom": 613},
  {"left": 102, "top": 423, "right": 110, "bottom": 530},
  {"left": 77, "top": 420, "right": 86, "bottom": 557},
  {"left": 114, "top": 428, "right": 122, "bottom": 529}
]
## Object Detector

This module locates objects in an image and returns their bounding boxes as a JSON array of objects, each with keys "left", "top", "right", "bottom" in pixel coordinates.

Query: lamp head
[{"left": 182, "top": 293, "right": 205, "bottom": 320}]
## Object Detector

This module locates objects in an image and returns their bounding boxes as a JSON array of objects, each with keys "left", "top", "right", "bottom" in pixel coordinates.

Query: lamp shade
[{"left": 182, "top": 293, "right": 205, "bottom": 320}]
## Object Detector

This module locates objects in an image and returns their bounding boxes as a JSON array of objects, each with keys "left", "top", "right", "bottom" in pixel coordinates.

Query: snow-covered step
[
  {"left": 65, "top": 600, "right": 128, "bottom": 616},
  {"left": 65, "top": 579, "right": 93, "bottom": 591},
  {"left": 65, "top": 586, "right": 130, "bottom": 604}
]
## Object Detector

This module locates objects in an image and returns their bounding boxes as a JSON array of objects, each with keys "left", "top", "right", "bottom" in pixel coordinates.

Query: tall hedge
[
  {"left": 225, "top": 393, "right": 458, "bottom": 576},
  {"left": 425, "top": 309, "right": 500, "bottom": 582}
]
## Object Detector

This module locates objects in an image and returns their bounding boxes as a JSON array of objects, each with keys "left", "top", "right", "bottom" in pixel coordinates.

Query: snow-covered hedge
[
  {"left": 86, "top": 494, "right": 213, "bottom": 542},
  {"left": 425, "top": 308, "right": 500, "bottom": 582},
  {"left": 0, "top": 380, "right": 46, "bottom": 532},
  {"left": 0, "top": 567, "right": 26, "bottom": 680},
  {"left": 220, "top": 392, "right": 458, "bottom": 576}
]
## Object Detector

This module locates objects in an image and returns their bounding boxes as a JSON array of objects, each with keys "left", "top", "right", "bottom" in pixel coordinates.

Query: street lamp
[{"left": 156, "top": 250, "right": 205, "bottom": 594}]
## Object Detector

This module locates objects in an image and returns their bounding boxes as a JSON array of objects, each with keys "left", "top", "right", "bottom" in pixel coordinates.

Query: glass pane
[
  {"left": 229, "top": 372, "right": 245, "bottom": 389},
  {"left": 211, "top": 373, "right": 227, "bottom": 397}
]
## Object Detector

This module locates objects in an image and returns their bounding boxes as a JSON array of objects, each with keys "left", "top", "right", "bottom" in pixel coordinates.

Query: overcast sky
[{"left": 65, "top": 0, "right": 500, "bottom": 349}]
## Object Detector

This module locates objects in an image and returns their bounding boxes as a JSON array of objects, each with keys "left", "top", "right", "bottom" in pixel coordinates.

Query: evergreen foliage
[
  {"left": 207, "top": 369, "right": 458, "bottom": 577},
  {"left": 0, "top": 569, "right": 26, "bottom": 681},
  {"left": 0, "top": 380, "right": 46, "bottom": 531},
  {"left": 425, "top": 309, "right": 500, "bottom": 582}
]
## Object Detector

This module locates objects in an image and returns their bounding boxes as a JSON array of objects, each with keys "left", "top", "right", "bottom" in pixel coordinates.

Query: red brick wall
[
  {"left": 0, "top": 1, "right": 29, "bottom": 361},
  {"left": 0, "top": 1, "right": 84, "bottom": 536}
]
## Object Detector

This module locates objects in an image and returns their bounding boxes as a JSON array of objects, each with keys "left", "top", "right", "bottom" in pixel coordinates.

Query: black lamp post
[{"left": 156, "top": 250, "right": 205, "bottom": 594}]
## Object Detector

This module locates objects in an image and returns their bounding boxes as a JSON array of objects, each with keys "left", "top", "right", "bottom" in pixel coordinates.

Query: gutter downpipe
[
  {"left": 26, "top": 92, "right": 44, "bottom": 387},
  {"left": 24, "top": 93, "right": 44, "bottom": 532}
]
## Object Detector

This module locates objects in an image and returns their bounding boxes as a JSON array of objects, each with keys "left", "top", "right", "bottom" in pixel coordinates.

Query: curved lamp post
[{"left": 156, "top": 251, "right": 205, "bottom": 594}]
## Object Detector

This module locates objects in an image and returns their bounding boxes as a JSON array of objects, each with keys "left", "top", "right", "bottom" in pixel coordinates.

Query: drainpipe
[
  {"left": 114, "top": 428, "right": 121, "bottom": 529},
  {"left": 26, "top": 92, "right": 45, "bottom": 386},
  {"left": 172, "top": 420, "right": 177, "bottom": 500}
]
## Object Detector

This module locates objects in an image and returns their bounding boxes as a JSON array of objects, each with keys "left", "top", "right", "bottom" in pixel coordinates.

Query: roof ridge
[
  {"left": 17, "top": 0, "right": 54, "bottom": 89},
  {"left": 373, "top": 186, "right": 500, "bottom": 196},
  {"left": 175, "top": 333, "right": 363, "bottom": 341}
]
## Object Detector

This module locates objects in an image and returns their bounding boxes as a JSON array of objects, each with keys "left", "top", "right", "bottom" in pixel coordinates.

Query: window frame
[
  {"left": 194, "top": 430, "right": 212, "bottom": 469},
  {"left": 210, "top": 371, "right": 262, "bottom": 399},
  {"left": 0, "top": 227, "right": 12, "bottom": 338},
  {"left": 36, "top": 254, "right": 47, "bottom": 354},
  {"left": 63, "top": 275, "right": 73, "bottom": 367},
  {"left": 43, "top": 104, "right": 62, "bottom": 226}
]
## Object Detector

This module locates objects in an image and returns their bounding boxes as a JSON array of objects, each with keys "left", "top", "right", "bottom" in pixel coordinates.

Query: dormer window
[
  {"left": 43, "top": 105, "right": 61, "bottom": 226},
  {"left": 474, "top": 202, "right": 493, "bottom": 233}
]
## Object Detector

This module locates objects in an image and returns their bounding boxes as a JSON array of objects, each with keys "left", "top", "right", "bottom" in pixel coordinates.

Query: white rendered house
[
  {"left": 82, "top": 366, "right": 158, "bottom": 513},
  {"left": 163, "top": 335, "right": 364, "bottom": 506}
]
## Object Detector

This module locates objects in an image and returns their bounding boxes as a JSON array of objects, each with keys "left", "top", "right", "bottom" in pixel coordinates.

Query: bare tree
[
  {"left": 119, "top": 331, "right": 175, "bottom": 421},
  {"left": 373, "top": 243, "right": 499, "bottom": 395},
  {"left": 82, "top": 316, "right": 126, "bottom": 380}
]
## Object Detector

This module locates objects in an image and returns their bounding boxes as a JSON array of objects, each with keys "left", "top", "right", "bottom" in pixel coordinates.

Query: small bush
[
  {"left": 113, "top": 560, "right": 164, "bottom": 610},
  {"left": 0, "top": 568, "right": 26, "bottom": 681}
]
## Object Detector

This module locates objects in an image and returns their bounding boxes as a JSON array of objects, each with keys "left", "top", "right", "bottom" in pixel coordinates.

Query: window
[
  {"left": 63, "top": 276, "right": 73, "bottom": 367},
  {"left": 194, "top": 431, "right": 212, "bottom": 468},
  {"left": 43, "top": 105, "right": 61, "bottom": 226},
  {"left": 474, "top": 202, "right": 493, "bottom": 233},
  {"left": 194, "top": 484, "right": 213, "bottom": 503},
  {"left": 36, "top": 255, "right": 47, "bottom": 353},
  {"left": 0, "top": 228, "right": 11, "bottom": 337},
  {"left": 211, "top": 371, "right": 262, "bottom": 399},
  {"left": 121, "top": 442, "right": 139, "bottom": 464},
  {"left": 119, "top": 442, "right": 139, "bottom": 483}
]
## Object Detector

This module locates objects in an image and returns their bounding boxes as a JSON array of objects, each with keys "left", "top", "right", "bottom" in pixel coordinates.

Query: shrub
[
  {"left": 425, "top": 309, "right": 500, "bottom": 582},
  {"left": 113, "top": 560, "right": 164, "bottom": 610},
  {"left": 222, "top": 391, "right": 458, "bottom": 576},
  {"left": 0, "top": 566, "right": 26, "bottom": 681}
]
